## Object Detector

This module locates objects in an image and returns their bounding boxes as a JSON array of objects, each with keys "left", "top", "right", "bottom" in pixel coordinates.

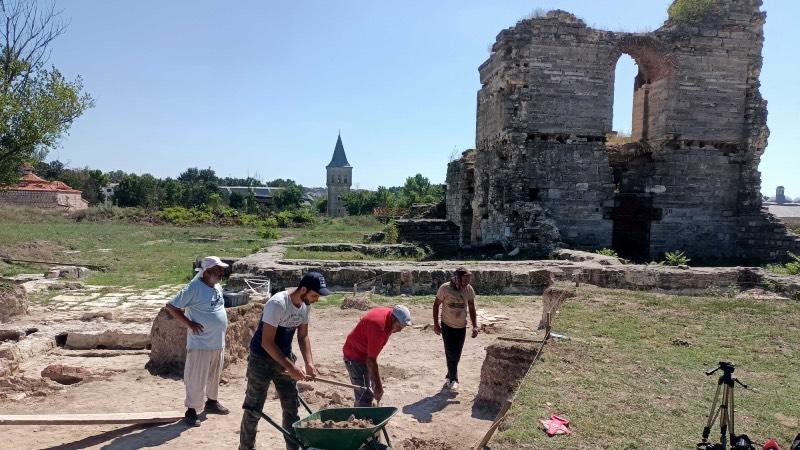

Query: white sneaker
[{"left": 450, "top": 381, "right": 459, "bottom": 393}]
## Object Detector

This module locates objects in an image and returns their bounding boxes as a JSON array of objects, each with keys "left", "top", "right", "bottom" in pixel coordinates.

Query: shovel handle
[{"left": 311, "top": 377, "right": 372, "bottom": 392}]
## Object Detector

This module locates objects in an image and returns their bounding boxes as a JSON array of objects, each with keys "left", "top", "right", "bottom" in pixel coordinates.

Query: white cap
[
  {"left": 392, "top": 305, "right": 412, "bottom": 327},
  {"left": 200, "top": 256, "right": 229, "bottom": 270}
]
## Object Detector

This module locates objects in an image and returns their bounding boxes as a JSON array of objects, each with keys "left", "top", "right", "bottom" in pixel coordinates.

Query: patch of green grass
[
  {"left": 289, "top": 216, "right": 383, "bottom": 245},
  {"left": 0, "top": 217, "right": 263, "bottom": 289},
  {"left": 494, "top": 287, "right": 800, "bottom": 449}
]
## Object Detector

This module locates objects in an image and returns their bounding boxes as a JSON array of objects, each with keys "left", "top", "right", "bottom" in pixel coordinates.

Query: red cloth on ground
[
  {"left": 763, "top": 439, "right": 782, "bottom": 450},
  {"left": 342, "top": 307, "right": 393, "bottom": 363},
  {"left": 539, "top": 415, "right": 572, "bottom": 436}
]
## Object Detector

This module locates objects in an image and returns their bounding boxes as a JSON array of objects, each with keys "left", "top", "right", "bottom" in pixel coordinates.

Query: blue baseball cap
[{"left": 298, "top": 272, "right": 332, "bottom": 296}]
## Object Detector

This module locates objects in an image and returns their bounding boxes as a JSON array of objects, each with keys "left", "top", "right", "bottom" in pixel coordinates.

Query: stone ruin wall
[
  {"left": 0, "top": 190, "right": 88, "bottom": 212},
  {"left": 446, "top": 0, "right": 800, "bottom": 263}
]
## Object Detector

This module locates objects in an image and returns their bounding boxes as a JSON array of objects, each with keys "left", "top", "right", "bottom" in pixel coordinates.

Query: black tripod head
[
  {"left": 706, "top": 361, "right": 748, "bottom": 389},
  {"left": 705, "top": 361, "right": 735, "bottom": 377}
]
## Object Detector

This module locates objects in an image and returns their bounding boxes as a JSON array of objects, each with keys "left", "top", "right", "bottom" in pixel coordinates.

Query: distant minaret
[{"left": 326, "top": 133, "right": 352, "bottom": 217}]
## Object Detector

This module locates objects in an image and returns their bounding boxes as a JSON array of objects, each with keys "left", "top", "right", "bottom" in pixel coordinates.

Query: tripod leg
[
  {"left": 720, "top": 387, "right": 729, "bottom": 450},
  {"left": 729, "top": 385, "right": 736, "bottom": 444},
  {"left": 702, "top": 382, "right": 723, "bottom": 442}
]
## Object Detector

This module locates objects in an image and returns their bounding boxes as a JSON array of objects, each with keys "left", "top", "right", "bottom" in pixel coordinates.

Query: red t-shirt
[{"left": 342, "top": 307, "right": 393, "bottom": 363}]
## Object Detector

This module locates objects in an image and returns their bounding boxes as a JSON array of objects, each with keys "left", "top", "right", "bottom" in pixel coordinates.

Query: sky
[{"left": 47, "top": 0, "right": 798, "bottom": 197}]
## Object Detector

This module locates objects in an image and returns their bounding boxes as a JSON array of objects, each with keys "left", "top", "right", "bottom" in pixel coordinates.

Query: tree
[
  {"left": 158, "top": 177, "right": 183, "bottom": 208},
  {"left": 113, "top": 173, "right": 159, "bottom": 208},
  {"left": 33, "top": 161, "right": 108, "bottom": 205},
  {"left": 228, "top": 191, "right": 244, "bottom": 209},
  {"left": 342, "top": 190, "right": 379, "bottom": 216},
  {"left": 0, "top": 0, "right": 94, "bottom": 185},
  {"left": 375, "top": 186, "right": 397, "bottom": 208},
  {"left": 314, "top": 197, "right": 327, "bottom": 214},
  {"left": 397, "top": 174, "right": 444, "bottom": 207},
  {"left": 266, "top": 178, "right": 295, "bottom": 187},
  {"left": 272, "top": 180, "right": 304, "bottom": 211},
  {"left": 177, "top": 167, "right": 219, "bottom": 208},
  {"left": 218, "top": 176, "right": 262, "bottom": 187}
]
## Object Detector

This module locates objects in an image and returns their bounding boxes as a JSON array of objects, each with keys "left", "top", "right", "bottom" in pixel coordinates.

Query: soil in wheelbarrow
[{"left": 300, "top": 414, "right": 374, "bottom": 429}]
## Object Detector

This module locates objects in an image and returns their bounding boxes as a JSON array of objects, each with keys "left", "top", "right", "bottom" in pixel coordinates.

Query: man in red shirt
[{"left": 342, "top": 305, "right": 412, "bottom": 407}]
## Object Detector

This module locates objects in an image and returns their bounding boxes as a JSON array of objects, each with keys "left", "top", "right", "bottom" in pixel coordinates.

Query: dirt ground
[{"left": 1, "top": 301, "right": 543, "bottom": 450}]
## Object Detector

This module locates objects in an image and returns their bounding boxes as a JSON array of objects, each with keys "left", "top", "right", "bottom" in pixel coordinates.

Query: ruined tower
[
  {"left": 776, "top": 186, "right": 786, "bottom": 204},
  {"left": 326, "top": 133, "right": 352, "bottom": 217},
  {"left": 446, "top": 0, "right": 800, "bottom": 263}
]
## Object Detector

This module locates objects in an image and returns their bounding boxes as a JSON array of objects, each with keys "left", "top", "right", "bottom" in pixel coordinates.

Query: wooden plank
[{"left": 0, "top": 411, "right": 184, "bottom": 425}]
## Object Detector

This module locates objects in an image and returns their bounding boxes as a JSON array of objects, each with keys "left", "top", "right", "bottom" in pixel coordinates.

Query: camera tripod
[{"left": 697, "top": 362, "right": 752, "bottom": 450}]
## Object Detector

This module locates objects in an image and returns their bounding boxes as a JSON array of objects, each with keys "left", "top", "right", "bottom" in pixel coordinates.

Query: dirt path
[{"left": 1, "top": 301, "right": 542, "bottom": 450}]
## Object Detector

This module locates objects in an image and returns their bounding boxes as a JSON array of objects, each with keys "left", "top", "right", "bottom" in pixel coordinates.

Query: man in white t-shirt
[
  {"left": 165, "top": 256, "right": 230, "bottom": 427},
  {"left": 238, "top": 272, "right": 330, "bottom": 450}
]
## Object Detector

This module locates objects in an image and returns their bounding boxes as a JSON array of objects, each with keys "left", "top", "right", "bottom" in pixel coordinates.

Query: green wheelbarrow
[{"left": 250, "top": 395, "right": 398, "bottom": 450}]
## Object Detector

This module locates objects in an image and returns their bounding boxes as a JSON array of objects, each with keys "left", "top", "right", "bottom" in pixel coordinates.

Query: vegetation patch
[
  {"left": 0, "top": 213, "right": 263, "bottom": 288},
  {"left": 494, "top": 287, "right": 800, "bottom": 449},
  {"left": 668, "top": 0, "right": 715, "bottom": 24}
]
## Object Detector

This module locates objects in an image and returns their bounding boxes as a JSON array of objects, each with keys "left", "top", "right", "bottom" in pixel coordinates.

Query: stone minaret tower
[{"left": 326, "top": 133, "right": 352, "bottom": 217}]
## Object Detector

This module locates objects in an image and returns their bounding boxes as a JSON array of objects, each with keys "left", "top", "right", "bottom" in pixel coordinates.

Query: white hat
[
  {"left": 392, "top": 305, "right": 412, "bottom": 327},
  {"left": 200, "top": 256, "right": 229, "bottom": 270}
]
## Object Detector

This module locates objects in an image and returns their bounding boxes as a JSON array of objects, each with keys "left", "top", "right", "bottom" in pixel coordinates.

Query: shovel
[{"left": 310, "top": 376, "right": 373, "bottom": 394}]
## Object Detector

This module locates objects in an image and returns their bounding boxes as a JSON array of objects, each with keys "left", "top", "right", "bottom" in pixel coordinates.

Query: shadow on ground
[
  {"left": 41, "top": 421, "right": 189, "bottom": 450},
  {"left": 402, "top": 390, "right": 460, "bottom": 423}
]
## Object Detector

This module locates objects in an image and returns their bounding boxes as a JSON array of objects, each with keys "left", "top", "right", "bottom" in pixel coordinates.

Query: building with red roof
[{"left": 0, "top": 165, "right": 88, "bottom": 211}]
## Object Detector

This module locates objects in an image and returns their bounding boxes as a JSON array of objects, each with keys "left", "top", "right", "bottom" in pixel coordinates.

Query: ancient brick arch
[
  {"left": 610, "top": 35, "right": 678, "bottom": 142},
  {"left": 612, "top": 35, "right": 677, "bottom": 84}
]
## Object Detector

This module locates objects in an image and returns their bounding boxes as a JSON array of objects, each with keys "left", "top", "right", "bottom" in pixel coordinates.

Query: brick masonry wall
[
  {"left": 446, "top": 1, "right": 799, "bottom": 263},
  {"left": 0, "top": 190, "right": 88, "bottom": 211}
]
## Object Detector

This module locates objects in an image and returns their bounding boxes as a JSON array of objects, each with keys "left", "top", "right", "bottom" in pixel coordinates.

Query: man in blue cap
[{"left": 238, "top": 272, "right": 331, "bottom": 450}]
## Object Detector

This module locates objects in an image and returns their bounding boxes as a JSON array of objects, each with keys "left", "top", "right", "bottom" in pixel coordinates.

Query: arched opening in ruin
[
  {"left": 608, "top": 38, "right": 674, "bottom": 261},
  {"left": 612, "top": 54, "right": 638, "bottom": 141}
]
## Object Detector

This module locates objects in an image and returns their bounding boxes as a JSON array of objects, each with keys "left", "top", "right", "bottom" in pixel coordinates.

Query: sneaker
[
  {"left": 184, "top": 408, "right": 200, "bottom": 427},
  {"left": 204, "top": 399, "right": 230, "bottom": 415},
  {"left": 450, "top": 381, "right": 459, "bottom": 393}
]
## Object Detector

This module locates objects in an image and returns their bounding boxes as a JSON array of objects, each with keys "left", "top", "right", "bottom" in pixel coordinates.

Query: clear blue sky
[{"left": 48, "top": 0, "right": 798, "bottom": 197}]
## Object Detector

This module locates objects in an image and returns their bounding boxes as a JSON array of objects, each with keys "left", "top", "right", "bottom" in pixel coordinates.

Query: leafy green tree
[
  {"left": 272, "top": 180, "right": 304, "bottom": 211},
  {"left": 266, "top": 178, "right": 295, "bottom": 187},
  {"left": 228, "top": 191, "right": 245, "bottom": 209},
  {"left": 113, "top": 173, "right": 159, "bottom": 208},
  {"left": 342, "top": 190, "right": 379, "bottom": 216},
  {"left": 314, "top": 197, "right": 327, "bottom": 214},
  {"left": 375, "top": 186, "right": 397, "bottom": 208},
  {"left": 218, "top": 176, "right": 263, "bottom": 187},
  {"left": 33, "top": 159, "right": 65, "bottom": 179},
  {"left": 177, "top": 167, "right": 219, "bottom": 208},
  {"left": 0, "top": 0, "right": 94, "bottom": 185},
  {"left": 244, "top": 191, "right": 261, "bottom": 214},
  {"left": 158, "top": 178, "right": 183, "bottom": 208},
  {"left": 397, "top": 174, "right": 444, "bottom": 207}
]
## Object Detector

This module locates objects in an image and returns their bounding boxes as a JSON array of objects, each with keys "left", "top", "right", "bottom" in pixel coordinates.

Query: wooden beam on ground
[{"left": 0, "top": 411, "right": 184, "bottom": 426}]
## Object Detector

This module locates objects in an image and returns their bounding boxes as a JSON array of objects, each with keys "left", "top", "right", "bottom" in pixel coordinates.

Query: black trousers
[{"left": 441, "top": 323, "right": 467, "bottom": 383}]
